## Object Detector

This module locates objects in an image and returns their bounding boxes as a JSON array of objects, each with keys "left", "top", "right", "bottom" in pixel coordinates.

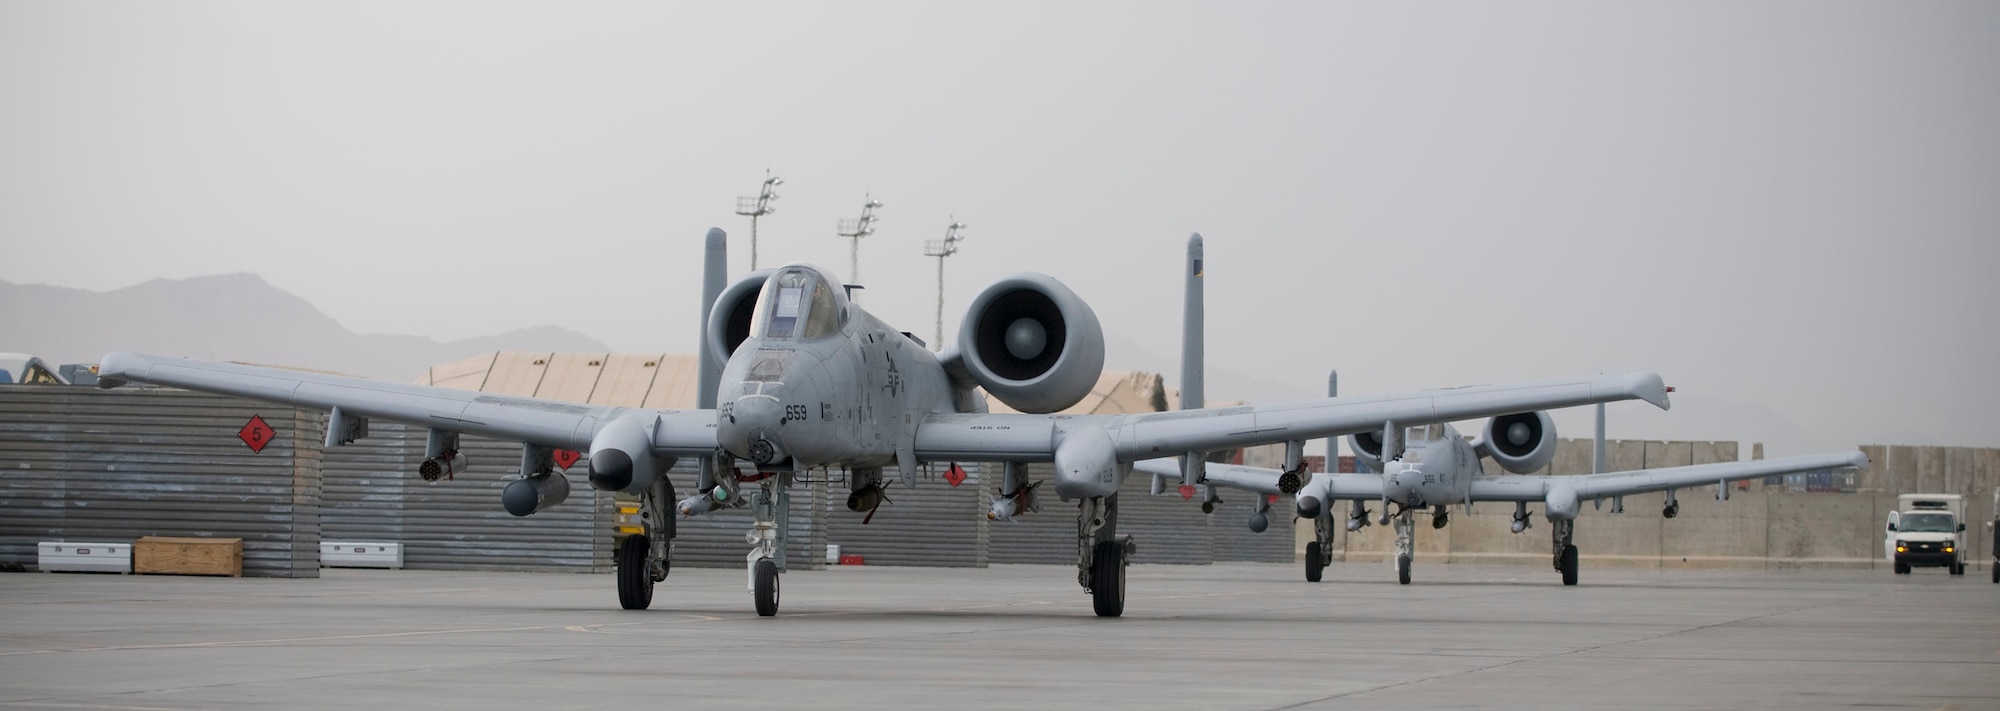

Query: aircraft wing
[
  {"left": 96, "top": 352, "right": 718, "bottom": 455},
  {"left": 1135, "top": 459, "right": 1387, "bottom": 499},
  {"left": 1465, "top": 451, "right": 1871, "bottom": 502},
  {"left": 914, "top": 372, "right": 1670, "bottom": 462}
]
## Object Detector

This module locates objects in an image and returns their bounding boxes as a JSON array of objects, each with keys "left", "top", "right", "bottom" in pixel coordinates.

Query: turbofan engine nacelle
[
  {"left": 587, "top": 414, "right": 675, "bottom": 495},
  {"left": 1478, "top": 411, "right": 1557, "bottom": 474},
  {"left": 954, "top": 274, "right": 1105, "bottom": 414},
  {"left": 1349, "top": 430, "right": 1385, "bottom": 473},
  {"left": 705, "top": 270, "right": 775, "bottom": 367}
]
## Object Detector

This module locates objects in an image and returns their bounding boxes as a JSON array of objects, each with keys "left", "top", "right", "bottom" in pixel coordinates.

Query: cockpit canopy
[
  {"left": 751, "top": 264, "right": 847, "bottom": 341},
  {"left": 1394, "top": 423, "right": 1446, "bottom": 464}
]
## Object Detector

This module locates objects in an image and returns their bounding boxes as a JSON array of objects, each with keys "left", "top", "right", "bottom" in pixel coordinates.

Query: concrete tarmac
[{"left": 1, "top": 560, "right": 1994, "bottom": 710}]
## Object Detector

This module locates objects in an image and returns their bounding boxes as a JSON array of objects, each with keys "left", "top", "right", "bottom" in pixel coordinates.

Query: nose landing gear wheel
[
  {"left": 1559, "top": 544, "right": 1579, "bottom": 586},
  {"left": 617, "top": 534, "right": 654, "bottom": 610},
  {"left": 1091, "top": 540, "right": 1125, "bottom": 618},
  {"left": 1305, "top": 542, "right": 1325, "bottom": 583},
  {"left": 753, "top": 558, "right": 780, "bottom": 616},
  {"left": 1395, "top": 554, "right": 1412, "bottom": 585}
]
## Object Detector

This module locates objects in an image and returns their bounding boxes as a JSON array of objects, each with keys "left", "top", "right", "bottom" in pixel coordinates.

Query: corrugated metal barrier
[{"left": 0, "top": 387, "right": 320, "bottom": 577}]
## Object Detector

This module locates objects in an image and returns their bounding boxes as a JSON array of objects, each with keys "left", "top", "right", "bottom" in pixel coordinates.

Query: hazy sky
[{"left": 4, "top": 2, "right": 1996, "bottom": 455}]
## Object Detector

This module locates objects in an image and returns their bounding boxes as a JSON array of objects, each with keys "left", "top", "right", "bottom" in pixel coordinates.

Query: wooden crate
[{"left": 134, "top": 536, "right": 243, "bottom": 577}]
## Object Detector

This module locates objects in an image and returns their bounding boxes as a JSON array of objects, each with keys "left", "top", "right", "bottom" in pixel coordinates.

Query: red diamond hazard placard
[
  {"left": 943, "top": 463, "right": 966, "bottom": 487},
  {"left": 1178, "top": 484, "right": 1196, "bottom": 500},
  {"left": 553, "top": 449, "right": 581, "bottom": 471},
  {"left": 238, "top": 415, "right": 274, "bottom": 453}
]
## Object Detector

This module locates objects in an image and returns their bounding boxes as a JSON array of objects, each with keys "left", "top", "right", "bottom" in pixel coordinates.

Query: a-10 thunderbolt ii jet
[
  {"left": 97, "top": 228, "right": 1673, "bottom": 617},
  {"left": 1139, "top": 233, "right": 1867, "bottom": 588},
  {"left": 1139, "top": 422, "right": 1868, "bottom": 586}
]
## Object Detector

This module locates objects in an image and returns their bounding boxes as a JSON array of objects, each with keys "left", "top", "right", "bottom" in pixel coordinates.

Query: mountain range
[{"left": 2, "top": 274, "right": 609, "bottom": 381}]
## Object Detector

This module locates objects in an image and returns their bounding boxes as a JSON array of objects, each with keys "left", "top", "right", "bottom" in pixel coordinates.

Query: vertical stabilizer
[
  {"left": 1326, "top": 370, "right": 1339, "bottom": 468},
  {"left": 698, "top": 228, "right": 728, "bottom": 409},
  {"left": 1179, "top": 233, "right": 1205, "bottom": 486}
]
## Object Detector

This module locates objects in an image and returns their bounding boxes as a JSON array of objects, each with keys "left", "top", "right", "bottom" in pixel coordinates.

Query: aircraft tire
[
  {"left": 1091, "top": 540, "right": 1125, "bottom": 618},
  {"left": 1396, "top": 554, "right": 1411, "bottom": 586},
  {"left": 1305, "top": 542, "right": 1324, "bottom": 583},
  {"left": 1559, "top": 545, "right": 1579, "bottom": 586},
  {"left": 753, "top": 558, "right": 780, "bottom": 617},
  {"left": 616, "top": 534, "right": 653, "bottom": 610}
]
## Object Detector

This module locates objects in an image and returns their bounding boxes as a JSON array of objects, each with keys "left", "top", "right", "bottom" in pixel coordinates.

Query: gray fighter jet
[
  {"left": 1140, "top": 424, "right": 1867, "bottom": 586},
  {"left": 96, "top": 228, "right": 1672, "bottom": 617},
  {"left": 1145, "top": 234, "right": 1867, "bottom": 587}
]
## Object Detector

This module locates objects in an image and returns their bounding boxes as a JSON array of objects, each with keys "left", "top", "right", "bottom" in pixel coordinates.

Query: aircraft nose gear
[
  {"left": 1392, "top": 509, "right": 1417, "bottom": 585},
  {"left": 742, "top": 470, "right": 794, "bottom": 616}
]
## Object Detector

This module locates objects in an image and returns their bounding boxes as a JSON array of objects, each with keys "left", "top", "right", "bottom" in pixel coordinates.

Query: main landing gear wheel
[
  {"left": 753, "top": 558, "right": 781, "bottom": 617},
  {"left": 1305, "top": 542, "right": 1325, "bottom": 583},
  {"left": 1091, "top": 540, "right": 1125, "bottom": 618},
  {"left": 1395, "top": 554, "right": 1412, "bottom": 585},
  {"left": 617, "top": 534, "right": 654, "bottom": 610},
  {"left": 1559, "top": 545, "right": 1579, "bottom": 586}
]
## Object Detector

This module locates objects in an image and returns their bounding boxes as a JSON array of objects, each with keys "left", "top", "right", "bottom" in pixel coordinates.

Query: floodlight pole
[
  {"left": 734, "top": 171, "right": 783, "bottom": 270},
  {"left": 923, "top": 218, "right": 968, "bottom": 349},
  {"left": 837, "top": 195, "right": 883, "bottom": 285}
]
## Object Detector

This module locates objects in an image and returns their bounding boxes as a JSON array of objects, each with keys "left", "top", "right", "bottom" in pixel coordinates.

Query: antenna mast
[
  {"left": 734, "top": 170, "right": 782, "bottom": 269},
  {"left": 923, "top": 218, "right": 968, "bottom": 349},
  {"left": 836, "top": 194, "right": 883, "bottom": 285}
]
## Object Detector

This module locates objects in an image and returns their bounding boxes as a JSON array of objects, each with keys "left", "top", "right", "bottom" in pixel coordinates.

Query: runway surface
[{"left": 2, "top": 560, "right": 1994, "bottom": 710}]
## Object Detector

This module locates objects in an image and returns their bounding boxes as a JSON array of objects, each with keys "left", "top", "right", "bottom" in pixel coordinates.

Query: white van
[{"left": 1885, "top": 493, "right": 1966, "bottom": 576}]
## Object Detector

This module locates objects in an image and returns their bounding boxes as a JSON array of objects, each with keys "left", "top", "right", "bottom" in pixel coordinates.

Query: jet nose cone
[
  {"left": 721, "top": 396, "right": 788, "bottom": 466},
  {"left": 747, "top": 434, "right": 786, "bottom": 465}
]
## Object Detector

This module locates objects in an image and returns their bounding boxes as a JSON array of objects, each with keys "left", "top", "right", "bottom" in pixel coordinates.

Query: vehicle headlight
[
  {"left": 1896, "top": 542, "right": 1908, "bottom": 552},
  {"left": 1943, "top": 545, "right": 1954, "bottom": 553}
]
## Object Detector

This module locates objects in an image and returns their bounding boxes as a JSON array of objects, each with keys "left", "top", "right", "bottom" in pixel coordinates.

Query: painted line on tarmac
[
  {"left": 0, "top": 614, "right": 723, "bottom": 656},
  {"left": 0, "top": 702, "right": 200, "bottom": 711}
]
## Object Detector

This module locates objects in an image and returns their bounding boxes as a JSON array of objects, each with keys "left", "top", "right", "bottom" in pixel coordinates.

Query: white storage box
[
  {"left": 39, "top": 541, "right": 132, "bottom": 574},
  {"left": 321, "top": 542, "right": 403, "bottom": 569}
]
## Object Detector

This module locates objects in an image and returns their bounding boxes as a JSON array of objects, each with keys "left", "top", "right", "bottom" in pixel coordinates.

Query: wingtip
[{"left": 1622, "top": 372, "right": 1671, "bottom": 410}]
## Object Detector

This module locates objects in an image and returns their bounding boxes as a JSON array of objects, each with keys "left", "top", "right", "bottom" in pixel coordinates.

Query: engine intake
[
  {"left": 955, "top": 274, "right": 1104, "bottom": 414},
  {"left": 1349, "top": 430, "right": 1385, "bottom": 473},
  {"left": 1479, "top": 411, "right": 1557, "bottom": 474},
  {"left": 705, "top": 270, "right": 774, "bottom": 367}
]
